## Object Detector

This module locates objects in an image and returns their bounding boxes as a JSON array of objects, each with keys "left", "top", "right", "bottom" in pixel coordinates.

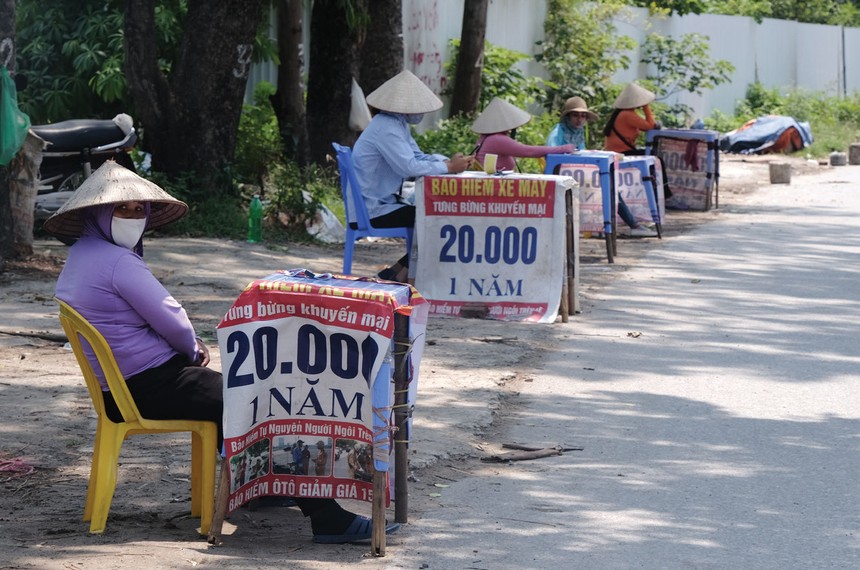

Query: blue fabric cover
[{"left": 720, "top": 115, "right": 813, "bottom": 154}]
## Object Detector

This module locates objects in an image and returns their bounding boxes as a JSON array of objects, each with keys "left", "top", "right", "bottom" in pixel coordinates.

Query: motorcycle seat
[{"left": 31, "top": 119, "right": 132, "bottom": 153}]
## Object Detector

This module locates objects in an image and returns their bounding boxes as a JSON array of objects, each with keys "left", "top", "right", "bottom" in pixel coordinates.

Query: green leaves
[
  {"left": 17, "top": 0, "right": 130, "bottom": 122},
  {"left": 641, "top": 32, "right": 734, "bottom": 127},
  {"left": 413, "top": 114, "right": 476, "bottom": 159},
  {"left": 444, "top": 40, "right": 547, "bottom": 110},
  {"left": 642, "top": 33, "right": 734, "bottom": 99},
  {"left": 537, "top": 0, "right": 635, "bottom": 112}
]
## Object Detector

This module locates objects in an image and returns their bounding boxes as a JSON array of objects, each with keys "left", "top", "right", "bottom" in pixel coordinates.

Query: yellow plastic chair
[{"left": 56, "top": 299, "right": 218, "bottom": 535}]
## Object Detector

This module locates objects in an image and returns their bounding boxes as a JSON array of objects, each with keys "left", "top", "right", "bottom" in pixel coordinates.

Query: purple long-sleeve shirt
[{"left": 55, "top": 206, "right": 198, "bottom": 389}]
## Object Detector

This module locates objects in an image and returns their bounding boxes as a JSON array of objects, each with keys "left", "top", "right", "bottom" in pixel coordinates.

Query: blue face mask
[{"left": 405, "top": 113, "right": 424, "bottom": 125}]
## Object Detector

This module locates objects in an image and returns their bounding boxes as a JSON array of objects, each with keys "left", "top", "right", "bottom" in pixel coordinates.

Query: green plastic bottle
[{"left": 248, "top": 195, "right": 263, "bottom": 243}]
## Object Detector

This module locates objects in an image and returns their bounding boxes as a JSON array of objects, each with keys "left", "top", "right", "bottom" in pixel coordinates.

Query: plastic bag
[
  {"left": 302, "top": 190, "right": 345, "bottom": 244},
  {"left": 348, "top": 78, "right": 372, "bottom": 132},
  {"left": 0, "top": 65, "right": 31, "bottom": 166}
]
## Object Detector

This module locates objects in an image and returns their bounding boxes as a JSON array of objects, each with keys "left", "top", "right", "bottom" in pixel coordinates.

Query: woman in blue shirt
[
  {"left": 546, "top": 96, "right": 599, "bottom": 150},
  {"left": 353, "top": 70, "right": 473, "bottom": 280},
  {"left": 547, "top": 96, "right": 656, "bottom": 237}
]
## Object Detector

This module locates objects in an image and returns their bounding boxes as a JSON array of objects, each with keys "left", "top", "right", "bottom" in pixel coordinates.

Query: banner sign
[
  {"left": 216, "top": 270, "right": 428, "bottom": 514},
  {"left": 618, "top": 156, "right": 665, "bottom": 226},
  {"left": 557, "top": 163, "right": 609, "bottom": 234},
  {"left": 415, "top": 174, "right": 569, "bottom": 323},
  {"left": 653, "top": 137, "right": 713, "bottom": 210}
]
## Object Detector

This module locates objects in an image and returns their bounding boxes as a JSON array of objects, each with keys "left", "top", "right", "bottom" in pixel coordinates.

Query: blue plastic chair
[{"left": 331, "top": 142, "right": 413, "bottom": 275}]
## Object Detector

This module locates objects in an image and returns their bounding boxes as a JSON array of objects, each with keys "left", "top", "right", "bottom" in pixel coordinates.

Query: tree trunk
[
  {"left": 359, "top": 0, "right": 403, "bottom": 95},
  {"left": 272, "top": 0, "right": 311, "bottom": 166},
  {"left": 1, "top": 0, "right": 17, "bottom": 267},
  {"left": 124, "top": 0, "right": 265, "bottom": 189},
  {"left": 449, "top": 0, "right": 488, "bottom": 117},
  {"left": 306, "top": 0, "right": 366, "bottom": 164},
  {"left": 7, "top": 133, "right": 44, "bottom": 258}
]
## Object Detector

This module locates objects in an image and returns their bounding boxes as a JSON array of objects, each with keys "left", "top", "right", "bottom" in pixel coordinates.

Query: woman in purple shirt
[
  {"left": 48, "top": 163, "right": 219, "bottom": 436},
  {"left": 45, "top": 162, "right": 397, "bottom": 544}
]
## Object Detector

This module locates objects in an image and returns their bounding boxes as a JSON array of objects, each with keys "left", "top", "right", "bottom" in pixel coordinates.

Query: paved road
[{"left": 385, "top": 165, "right": 860, "bottom": 569}]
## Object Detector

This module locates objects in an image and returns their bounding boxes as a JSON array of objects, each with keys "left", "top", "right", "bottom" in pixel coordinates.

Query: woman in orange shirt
[
  {"left": 603, "top": 82, "right": 687, "bottom": 210},
  {"left": 604, "top": 82, "right": 658, "bottom": 154}
]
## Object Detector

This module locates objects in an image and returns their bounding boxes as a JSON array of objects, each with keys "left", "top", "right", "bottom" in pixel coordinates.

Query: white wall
[
  {"left": 605, "top": 9, "right": 858, "bottom": 118},
  {"left": 248, "top": 1, "right": 860, "bottom": 120},
  {"left": 401, "top": 0, "right": 549, "bottom": 125},
  {"left": 847, "top": 27, "right": 860, "bottom": 93}
]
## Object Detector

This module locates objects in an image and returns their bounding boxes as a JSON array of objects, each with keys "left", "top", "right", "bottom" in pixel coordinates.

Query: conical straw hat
[
  {"left": 470, "top": 97, "right": 532, "bottom": 134},
  {"left": 43, "top": 161, "right": 188, "bottom": 239},
  {"left": 365, "top": 70, "right": 443, "bottom": 114},
  {"left": 613, "top": 82, "right": 656, "bottom": 109}
]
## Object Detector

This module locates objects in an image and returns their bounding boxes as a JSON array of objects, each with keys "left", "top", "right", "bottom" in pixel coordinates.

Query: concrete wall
[
  {"left": 610, "top": 8, "right": 856, "bottom": 118},
  {"left": 247, "top": 1, "right": 860, "bottom": 120}
]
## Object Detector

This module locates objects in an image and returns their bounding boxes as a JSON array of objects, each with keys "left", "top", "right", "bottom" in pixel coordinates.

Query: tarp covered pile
[{"left": 720, "top": 115, "right": 813, "bottom": 154}]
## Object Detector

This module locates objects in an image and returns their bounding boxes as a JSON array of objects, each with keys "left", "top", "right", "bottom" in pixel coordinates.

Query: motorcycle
[{"left": 30, "top": 113, "right": 138, "bottom": 222}]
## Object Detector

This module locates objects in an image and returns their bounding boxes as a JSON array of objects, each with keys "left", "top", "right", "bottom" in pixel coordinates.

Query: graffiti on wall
[
  {"left": 405, "top": 0, "right": 447, "bottom": 94},
  {"left": 233, "top": 44, "right": 254, "bottom": 80}
]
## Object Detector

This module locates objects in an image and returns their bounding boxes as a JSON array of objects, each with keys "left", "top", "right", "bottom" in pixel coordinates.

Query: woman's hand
[
  {"left": 446, "top": 153, "right": 474, "bottom": 173},
  {"left": 195, "top": 337, "right": 210, "bottom": 366}
]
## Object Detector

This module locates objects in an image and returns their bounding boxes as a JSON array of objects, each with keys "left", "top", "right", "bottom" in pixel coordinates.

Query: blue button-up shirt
[{"left": 352, "top": 112, "right": 449, "bottom": 220}]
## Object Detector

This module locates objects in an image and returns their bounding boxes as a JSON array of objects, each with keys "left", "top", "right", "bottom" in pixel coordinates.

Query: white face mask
[{"left": 111, "top": 217, "right": 147, "bottom": 250}]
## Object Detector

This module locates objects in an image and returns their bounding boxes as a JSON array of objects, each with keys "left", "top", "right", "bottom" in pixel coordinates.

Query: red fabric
[{"left": 684, "top": 139, "right": 700, "bottom": 171}]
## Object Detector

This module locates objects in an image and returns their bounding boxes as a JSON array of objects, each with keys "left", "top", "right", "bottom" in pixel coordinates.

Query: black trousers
[
  {"left": 103, "top": 354, "right": 224, "bottom": 445},
  {"left": 349, "top": 204, "right": 415, "bottom": 230},
  {"left": 350, "top": 205, "right": 415, "bottom": 269}
]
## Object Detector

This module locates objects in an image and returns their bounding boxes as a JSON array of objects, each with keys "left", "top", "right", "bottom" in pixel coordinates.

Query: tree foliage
[
  {"left": 536, "top": 0, "right": 635, "bottom": 114},
  {"left": 16, "top": 0, "right": 130, "bottom": 123},
  {"left": 412, "top": 114, "right": 475, "bottom": 159},
  {"left": 628, "top": 0, "right": 707, "bottom": 16},
  {"left": 638, "top": 0, "right": 860, "bottom": 26},
  {"left": 444, "top": 40, "right": 546, "bottom": 111},
  {"left": 235, "top": 82, "right": 284, "bottom": 188},
  {"left": 16, "top": 0, "right": 278, "bottom": 126},
  {"left": 641, "top": 33, "right": 734, "bottom": 125}
]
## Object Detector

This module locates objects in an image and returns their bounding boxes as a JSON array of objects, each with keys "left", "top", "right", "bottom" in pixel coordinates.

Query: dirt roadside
[{"left": 0, "top": 154, "right": 824, "bottom": 569}]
